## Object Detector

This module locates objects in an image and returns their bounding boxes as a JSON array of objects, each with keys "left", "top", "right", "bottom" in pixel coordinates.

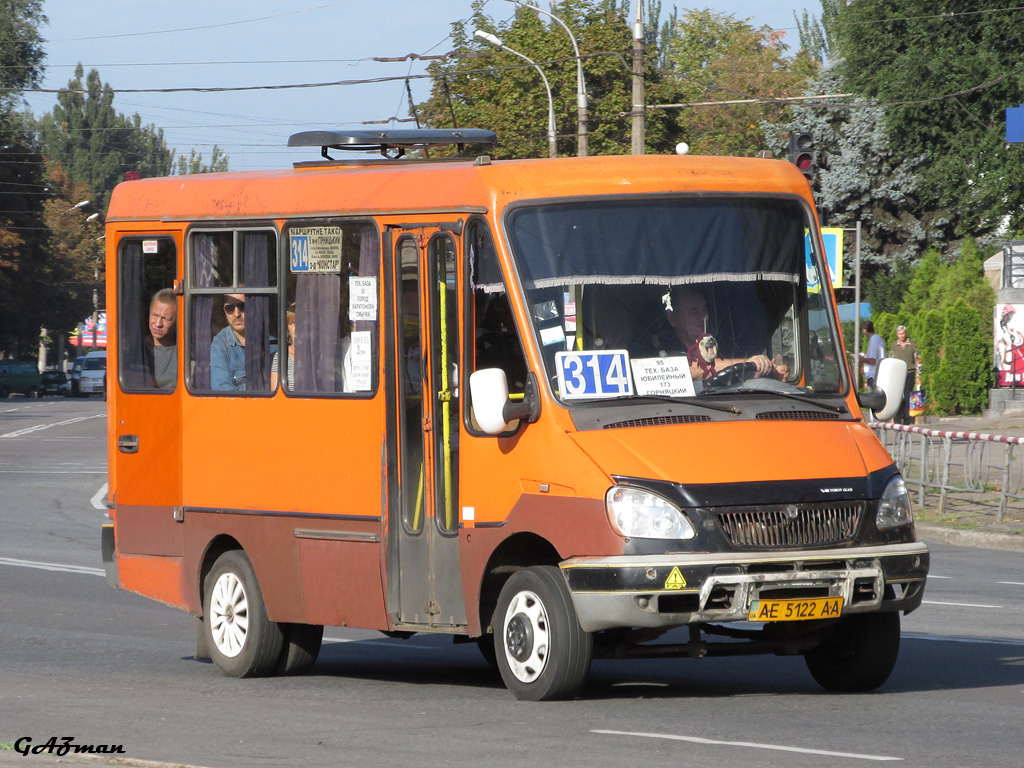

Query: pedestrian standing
[{"left": 889, "top": 325, "right": 920, "bottom": 424}]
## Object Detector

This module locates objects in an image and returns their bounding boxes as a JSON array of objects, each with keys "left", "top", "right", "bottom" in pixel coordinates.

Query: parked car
[
  {"left": 78, "top": 351, "right": 107, "bottom": 397},
  {"left": 0, "top": 360, "right": 42, "bottom": 398},
  {"left": 40, "top": 370, "right": 71, "bottom": 397},
  {"left": 70, "top": 357, "right": 84, "bottom": 397}
]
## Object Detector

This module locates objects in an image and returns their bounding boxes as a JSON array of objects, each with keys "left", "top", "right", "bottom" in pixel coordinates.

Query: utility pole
[{"left": 631, "top": 1, "right": 645, "bottom": 155}]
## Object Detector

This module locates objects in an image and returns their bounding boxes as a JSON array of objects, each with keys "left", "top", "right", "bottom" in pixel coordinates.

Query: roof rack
[{"left": 287, "top": 128, "right": 497, "bottom": 161}]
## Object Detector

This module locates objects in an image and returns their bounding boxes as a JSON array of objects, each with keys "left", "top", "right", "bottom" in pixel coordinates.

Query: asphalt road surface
[{"left": 1, "top": 398, "right": 1023, "bottom": 768}]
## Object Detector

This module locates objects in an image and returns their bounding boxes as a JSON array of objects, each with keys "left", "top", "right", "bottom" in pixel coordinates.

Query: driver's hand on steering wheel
[{"left": 748, "top": 354, "right": 774, "bottom": 377}]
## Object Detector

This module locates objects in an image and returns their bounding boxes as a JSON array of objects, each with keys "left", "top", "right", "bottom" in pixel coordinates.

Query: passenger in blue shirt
[{"left": 211, "top": 294, "right": 248, "bottom": 390}]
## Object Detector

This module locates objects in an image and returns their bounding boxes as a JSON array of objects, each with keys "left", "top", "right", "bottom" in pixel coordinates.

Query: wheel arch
[
  {"left": 196, "top": 534, "right": 244, "bottom": 617},
  {"left": 476, "top": 532, "right": 561, "bottom": 639}
]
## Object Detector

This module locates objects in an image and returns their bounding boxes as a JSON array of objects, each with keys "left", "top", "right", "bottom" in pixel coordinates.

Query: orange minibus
[{"left": 101, "top": 129, "right": 927, "bottom": 700}]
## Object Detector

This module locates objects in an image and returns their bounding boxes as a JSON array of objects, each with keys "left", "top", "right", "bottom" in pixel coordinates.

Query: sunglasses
[{"left": 223, "top": 301, "right": 245, "bottom": 314}]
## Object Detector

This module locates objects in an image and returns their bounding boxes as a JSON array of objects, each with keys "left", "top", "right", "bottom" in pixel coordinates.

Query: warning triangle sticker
[{"left": 664, "top": 566, "right": 687, "bottom": 590}]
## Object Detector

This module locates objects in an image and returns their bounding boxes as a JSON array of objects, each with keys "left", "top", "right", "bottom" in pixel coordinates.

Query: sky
[{"left": 23, "top": 0, "right": 814, "bottom": 173}]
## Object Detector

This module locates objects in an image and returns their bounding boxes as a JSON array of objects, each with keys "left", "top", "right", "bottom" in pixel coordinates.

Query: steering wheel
[{"left": 703, "top": 361, "right": 758, "bottom": 389}]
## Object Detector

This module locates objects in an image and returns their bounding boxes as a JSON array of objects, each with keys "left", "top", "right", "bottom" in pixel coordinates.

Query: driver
[{"left": 665, "top": 285, "right": 775, "bottom": 382}]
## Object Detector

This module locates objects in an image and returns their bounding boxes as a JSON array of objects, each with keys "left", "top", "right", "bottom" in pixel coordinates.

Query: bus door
[
  {"left": 111, "top": 235, "right": 183, "bottom": 564},
  {"left": 387, "top": 228, "right": 466, "bottom": 627}
]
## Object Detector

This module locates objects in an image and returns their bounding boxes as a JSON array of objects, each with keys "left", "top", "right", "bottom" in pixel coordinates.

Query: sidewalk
[{"left": 893, "top": 412, "right": 1024, "bottom": 552}]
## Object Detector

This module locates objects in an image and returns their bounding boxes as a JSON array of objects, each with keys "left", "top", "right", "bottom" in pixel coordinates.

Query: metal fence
[{"left": 871, "top": 423, "right": 1024, "bottom": 521}]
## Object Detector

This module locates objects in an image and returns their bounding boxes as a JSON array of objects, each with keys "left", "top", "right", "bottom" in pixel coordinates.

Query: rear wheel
[
  {"left": 0, "top": 385, "right": 9, "bottom": 398},
  {"left": 203, "top": 550, "right": 283, "bottom": 678},
  {"left": 804, "top": 611, "right": 901, "bottom": 692},
  {"left": 275, "top": 623, "right": 323, "bottom": 675},
  {"left": 493, "top": 566, "right": 592, "bottom": 701}
]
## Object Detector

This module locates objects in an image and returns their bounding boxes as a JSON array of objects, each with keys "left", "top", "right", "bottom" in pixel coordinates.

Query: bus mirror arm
[
  {"left": 502, "top": 372, "right": 541, "bottom": 425},
  {"left": 470, "top": 369, "right": 541, "bottom": 435}
]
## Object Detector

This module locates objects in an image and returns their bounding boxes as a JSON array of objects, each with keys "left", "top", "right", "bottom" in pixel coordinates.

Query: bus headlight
[
  {"left": 605, "top": 487, "right": 696, "bottom": 540},
  {"left": 876, "top": 475, "right": 914, "bottom": 530}
]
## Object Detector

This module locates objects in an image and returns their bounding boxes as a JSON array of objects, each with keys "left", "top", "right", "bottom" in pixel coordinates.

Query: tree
[
  {"left": 36, "top": 65, "right": 176, "bottom": 210},
  {"left": 0, "top": 0, "right": 46, "bottom": 115},
  {"left": 661, "top": 9, "right": 816, "bottom": 157},
  {"left": 764, "top": 61, "right": 955, "bottom": 275},
  {"left": 176, "top": 145, "right": 229, "bottom": 175},
  {"left": 834, "top": 0, "right": 1024, "bottom": 238},
  {"left": 417, "top": 0, "right": 683, "bottom": 158}
]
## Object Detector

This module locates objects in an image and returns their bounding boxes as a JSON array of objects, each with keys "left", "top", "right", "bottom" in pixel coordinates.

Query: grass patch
[
  {"left": 0, "top": 741, "right": 14, "bottom": 751},
  {"left": 914, "top": 508, "right": 981, "bottom": 529}
]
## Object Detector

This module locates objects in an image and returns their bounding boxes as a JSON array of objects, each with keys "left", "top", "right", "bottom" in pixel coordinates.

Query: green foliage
[
  {"left": 36, "top": 65, "right": 175, "bottom": 210},
  {"left": 834, "top": 0, "right": 1024, "bottom": 238},
  {"left": 0, "top": 0, "right": 45, "bottom": 115},
  {"left": 863, "top": 258, "right": 913, "bottom": 315},
  {"left": 874, "top": 312, "right": 897, "bottom": 350},
  {"left": 934, "top": 299, "right": 992, "bottom": 414},
  {"left": 176, "top": 145, "right": 229, "bottom": 175},
  {"left": 894, "top": 238, "right": 996, "bottom": 415},
  {"left": 911, "top": 307, "right": 943, "bottom": 404}
]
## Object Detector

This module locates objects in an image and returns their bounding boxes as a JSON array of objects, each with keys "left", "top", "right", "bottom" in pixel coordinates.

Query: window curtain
[
  {"left": 191, "top": 235, "right": 216, "bottom": 389},
  {"left": 119, "top": 242, "right": 150, "bottom": 388},
  {"left": 242, "top": 235, "right": 272, "bottom": 390}
]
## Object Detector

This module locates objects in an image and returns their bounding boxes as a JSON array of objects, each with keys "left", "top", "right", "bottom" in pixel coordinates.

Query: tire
[
  {"left": 27, "top": 386, "right": 39, "bottom": 399},
  {"left": 493, "top": 566, "right": 593, "bottom": 701},
  {"left": 804, "top": 611, "right": 901, "bottom": 692},
  {"left": 275, "top": 623, "right": 323, "bottom": 675},
  {"left": 202, "top": 550, "right": 284, "bottom": 678},
  {"left": 476, "top": 634, "right": 498, "bottom": 669},
  {"left": 0, "top": 386, "right": 9, "bottom": 399}
]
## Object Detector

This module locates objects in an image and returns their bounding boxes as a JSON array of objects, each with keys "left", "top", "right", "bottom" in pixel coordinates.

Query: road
[{"left": 1, "top": 398, "right": 1023, "bottom": 768}]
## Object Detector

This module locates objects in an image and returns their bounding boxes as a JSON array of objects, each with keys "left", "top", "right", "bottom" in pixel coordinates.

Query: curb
[{"left": 916, "top": 524, "right": 1024, "bottom": 553}]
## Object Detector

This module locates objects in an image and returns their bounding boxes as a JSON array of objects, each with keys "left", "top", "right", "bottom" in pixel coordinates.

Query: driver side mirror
[
  {"left": 469, "top": 369, "right": 541, "bottom": 435},
  {"left": 857, "top": 357, "right": 907, "bottom": 421}
]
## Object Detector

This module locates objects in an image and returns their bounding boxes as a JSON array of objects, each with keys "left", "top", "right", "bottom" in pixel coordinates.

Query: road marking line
[
  {"left": 91, "top": 483, "right": 109, "bottom": 510},
  {"left": 0, "top": 469, "right": 106, "bottom": 474},
  {"left": 0, "top": 413, "right": 103, "bottom": 438},
  {"left": 999, "top": 581, "right": 1024, "bottom": 587},
  {"left": 923, "top": 600, "right": 1003, "bottom": 609},
  {"left": 928, "top": 575, "right": 951, "bottom": 579},
  {"left": 591, "top": 730, "right": 902, "bottom": 762},
  {"left": 0, "top": 556, "right": 104, "bottom": 576}
]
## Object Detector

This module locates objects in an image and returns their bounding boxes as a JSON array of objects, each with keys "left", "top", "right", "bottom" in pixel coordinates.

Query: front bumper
[{"left": 560, "top": 541, "right": 928, "bottom": 633}]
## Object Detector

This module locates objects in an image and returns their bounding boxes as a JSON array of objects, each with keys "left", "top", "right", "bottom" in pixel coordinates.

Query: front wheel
[
  {"left": 804, "top": 611, "right": 901, "bottom": 692},
  {"left": 203, "top": 550, "right": 283, "bottom": 678},
  {"left": 493, "top": 566, "right": 592, "bottom": 701}
]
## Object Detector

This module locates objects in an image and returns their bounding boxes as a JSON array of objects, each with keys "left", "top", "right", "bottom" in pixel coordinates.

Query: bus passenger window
[
  {"left": 283, "top": 222, "right": 380, "bottom": 396},
  {"left": 118, "top": 237, "right": 177, "bottom": 392},
  {"left": 188, "top": 229, "right": 278, "bottom": 393}
]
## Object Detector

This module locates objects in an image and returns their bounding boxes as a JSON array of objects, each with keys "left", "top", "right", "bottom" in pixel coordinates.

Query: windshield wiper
[
  {"left": 623, "top": 395, "right": 742, "bottom": 415},
  {"left": 717, "top": 388, "right": 847, "bottom": 414}
]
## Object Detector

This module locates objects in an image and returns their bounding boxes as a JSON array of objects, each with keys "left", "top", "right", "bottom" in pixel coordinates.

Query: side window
[
  {"left": 282, "top": 221, "right": 380, "bottom": 395},
  {"left": 188, "top": 229, "right": 278, "bottom": 394},
  {"left": 465, "top": 219, "right": 527, "bottom": 432},
  {"left": 118, "top": 237, "right": 177, "bottom": 392}
]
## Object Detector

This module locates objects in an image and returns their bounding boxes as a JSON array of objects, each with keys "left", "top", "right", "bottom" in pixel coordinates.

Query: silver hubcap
[
  {"left": 503, "top": 589, "right": 549, "bottom": 683},
  {"left": 210, "top": 571, "right": 249, "bottom": 658}
]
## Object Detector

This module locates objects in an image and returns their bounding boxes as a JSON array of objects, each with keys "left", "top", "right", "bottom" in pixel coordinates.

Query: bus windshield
[{"left": 501, "top": 196, "right": 845, "bottom": 403}]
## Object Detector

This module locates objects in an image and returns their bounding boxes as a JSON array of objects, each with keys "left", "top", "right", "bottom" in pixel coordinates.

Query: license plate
[{"left": 747, "top": 596, "right": 843, "bottom": 622}]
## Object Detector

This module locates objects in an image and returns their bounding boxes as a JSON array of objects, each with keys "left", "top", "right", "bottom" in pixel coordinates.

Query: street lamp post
[
  {"left": 475, "top": 30, "right": 558, "bottom": 158},
  {"left": 505, "top": 0, "right": 588, "bottom": 157}
]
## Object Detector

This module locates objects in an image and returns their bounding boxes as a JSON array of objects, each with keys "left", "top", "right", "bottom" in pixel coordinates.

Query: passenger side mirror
[
  {"left": 857, "top": 357, "right": 907, "bottom": 421},
  {"left": 469, "top": 369, "right": 540, "bottom": 435}
]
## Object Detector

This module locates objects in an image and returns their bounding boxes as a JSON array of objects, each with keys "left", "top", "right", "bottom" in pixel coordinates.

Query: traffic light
[{"left": 788, "top": 132, "right": 815, "bottom": 183}]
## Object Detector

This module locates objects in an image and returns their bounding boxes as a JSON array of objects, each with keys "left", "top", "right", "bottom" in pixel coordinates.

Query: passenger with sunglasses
[{"left": 211, "top": 293, "right": 248, "bottom": 390}]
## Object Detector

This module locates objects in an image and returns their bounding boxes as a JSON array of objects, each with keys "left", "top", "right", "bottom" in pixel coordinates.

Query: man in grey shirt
[{"left": 148, "top": 289, "right": 177, "bottom": 389}]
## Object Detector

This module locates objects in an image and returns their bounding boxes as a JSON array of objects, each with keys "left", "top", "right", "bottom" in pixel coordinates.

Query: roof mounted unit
[{"left": 287, "top": 128, "right": 497, "bottom": 161}]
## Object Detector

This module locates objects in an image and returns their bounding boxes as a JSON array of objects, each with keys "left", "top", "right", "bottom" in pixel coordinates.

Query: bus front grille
[{"left": 716, "top": 502, "right": 864, "bottom": 548}]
